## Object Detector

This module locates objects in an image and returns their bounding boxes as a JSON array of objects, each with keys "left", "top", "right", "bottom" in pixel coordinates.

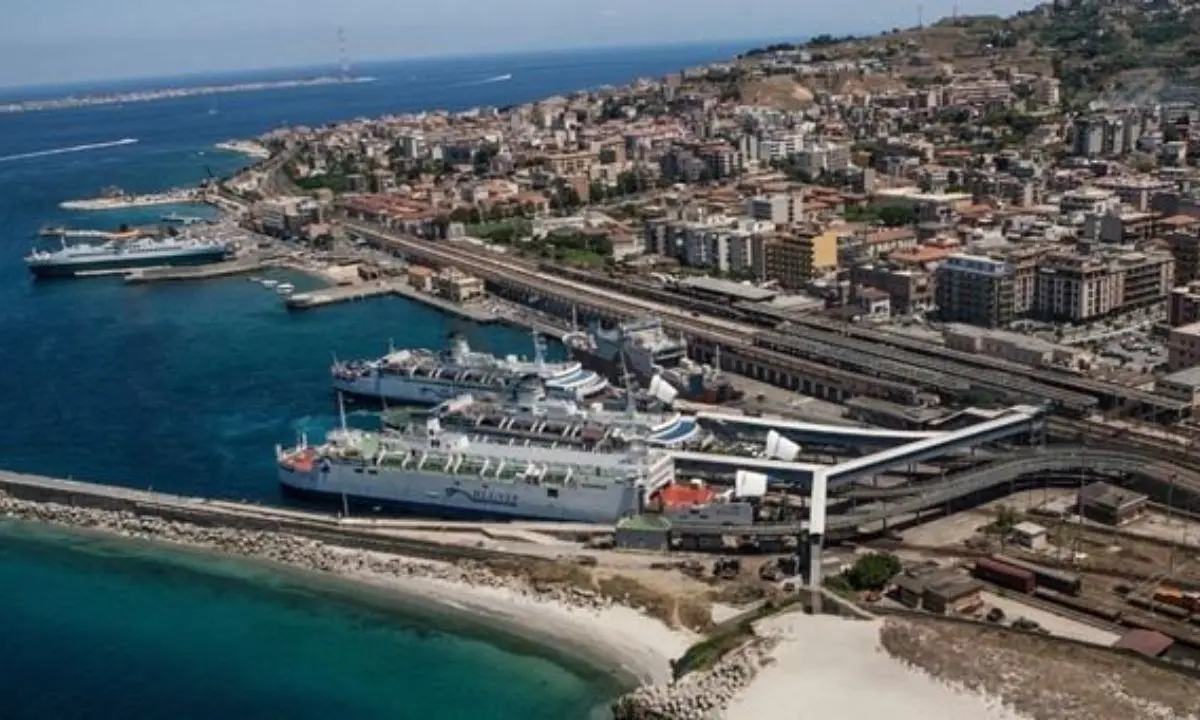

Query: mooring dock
[
  {"left": 124, "top": 258, "right": 266, "bottom": 283},
  {"left": 286, "top": 280, "right": 498, "bottom": 323}
]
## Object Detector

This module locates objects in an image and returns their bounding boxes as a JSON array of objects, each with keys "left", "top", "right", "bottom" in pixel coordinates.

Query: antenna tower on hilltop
[{"left": 337, "top": 26, "right": 351, "bottom": 80}]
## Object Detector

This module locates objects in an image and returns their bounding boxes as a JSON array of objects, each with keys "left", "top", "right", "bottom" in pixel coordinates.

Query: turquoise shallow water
[{"left": 0, "top": 521, "right": 620, "bottom": 719}]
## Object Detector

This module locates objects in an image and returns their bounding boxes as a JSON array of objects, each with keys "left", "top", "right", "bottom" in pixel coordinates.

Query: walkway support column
[{"left": 808, "top": 469, "right": 828, "bottom": 613}]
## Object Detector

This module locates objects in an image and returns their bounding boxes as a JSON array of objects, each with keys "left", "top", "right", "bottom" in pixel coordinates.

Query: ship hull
[
  {"left": 279, "top": 462, "right": 639, "bottom": 524},
  {"left": 333, "top": 374, "right": 502, "bottom": 405},
  {"left": 333, "top": 369, "right": 606, "bottom": 405},
  {"left": 280, "top": 484, "right": 580, "bottom": 522},
  {"left": 28, "top": 249, "right": 228, "bottom": 278},
  {"left": 568, "top": 346, "right": 650, "bottom": 387}
]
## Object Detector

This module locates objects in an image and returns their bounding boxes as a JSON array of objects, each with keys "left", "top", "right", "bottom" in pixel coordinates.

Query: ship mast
[
  {"left": 533, "top": 330, "right": 546, "bottom": 371},
  {"left": 620, "top": 350, "right": 635, "bottom": 416}
]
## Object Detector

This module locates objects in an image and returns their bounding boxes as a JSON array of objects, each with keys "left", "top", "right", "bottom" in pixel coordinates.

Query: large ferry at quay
[
  {"left": 331, "top": 334, "right": 610, "bottom": 405},
  {"left": 276, "top": 419, "right": 674, "bottom": 523},
  {"left": 25, "top": 235, "right": 232, "bottom": 278}
]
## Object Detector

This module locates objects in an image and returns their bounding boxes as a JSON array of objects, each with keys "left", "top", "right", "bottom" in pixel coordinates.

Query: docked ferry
[
  {"left": 331, "top": 334, "right": 610, "bottom": 405},
  {"left": 277, "top": 420, "right": 673, "bottom": 523},
  {"left": 26, "top": 235, "right": 231, "bottom": 278}
]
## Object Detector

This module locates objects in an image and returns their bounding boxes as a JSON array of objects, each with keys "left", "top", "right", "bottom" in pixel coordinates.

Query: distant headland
[{"left": 0, "top": 75, "right": 377, "bottom": 115}]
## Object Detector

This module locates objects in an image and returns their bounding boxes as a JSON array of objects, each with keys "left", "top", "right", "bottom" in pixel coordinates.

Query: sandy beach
[
  {"left": 329, "top": 548, "right": 696, "bottom": 686},
  {"left": 725, "top": 613, "right": 1030, "bottom": 720}
]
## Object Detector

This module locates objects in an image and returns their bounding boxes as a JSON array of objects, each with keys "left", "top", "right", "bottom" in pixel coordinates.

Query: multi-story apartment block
[
  {"left": 747, "top": 192, "right": 803, "bottom": 226},
  {"left": 935, "top": 254, "right": 1015, "bottom": 328},
  {"left": 763, "top": 230, "right": 839, "bottom": 290},
  {"left": 1033, "top": 249, "right": 1174, "bottom": 322},
  {"left": 1168, "top": 322, "right": 1200, "bottom": 371},
  {"left": 1059, "top": 187, "right": 1119, "bottom": 217}
]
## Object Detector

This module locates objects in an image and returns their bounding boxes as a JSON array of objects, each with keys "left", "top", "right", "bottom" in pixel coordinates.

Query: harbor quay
[
  {"left": 286, "top": 278, "right": 498, "bottom": 323},
  {"left": 125, "top": 257, "right": 268, "bottom": 283},
  {"left": 0, "top": 469, "right": 606, "bottom": 559}
]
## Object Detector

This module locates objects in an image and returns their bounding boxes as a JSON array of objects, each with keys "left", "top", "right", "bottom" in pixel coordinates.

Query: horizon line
[{"left": 0, "top": 35, "right": 803, "bottom": 94}]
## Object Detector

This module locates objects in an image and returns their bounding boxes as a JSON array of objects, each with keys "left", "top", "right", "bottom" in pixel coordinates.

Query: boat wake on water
[
  {"left": 455, "top": 73, "right": 513, "bottom": 87},
  {"left": 0, "top": 137, "right": 139, "bottom": 163}
]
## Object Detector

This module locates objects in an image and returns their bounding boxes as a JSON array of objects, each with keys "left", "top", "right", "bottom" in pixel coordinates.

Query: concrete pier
[
  {"left": 125, "top": 258, "right": 266, "bottom": 283},
  {"left": 0, "top": 470, "right": 609, "bottom": 559},
  {"left": 286, "top": 279, "right": 498, "bottom": 323}
]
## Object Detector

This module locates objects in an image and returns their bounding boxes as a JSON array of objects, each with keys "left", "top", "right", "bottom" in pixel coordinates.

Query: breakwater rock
[
  {"left": 612, "top": 638, "right": 774, "bottom": 719},
  {"left": 0, "top": 492, "right": 612, "bottom": 613}
]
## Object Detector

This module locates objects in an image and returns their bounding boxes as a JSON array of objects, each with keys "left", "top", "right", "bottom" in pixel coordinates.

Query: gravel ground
[{"left": 880, "top": 617, "right": 1200, "bottom": 720}]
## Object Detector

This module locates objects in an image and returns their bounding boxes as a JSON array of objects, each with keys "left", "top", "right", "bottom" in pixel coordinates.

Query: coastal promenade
[
  {"left": 214, "top": 140, "right": 271, "bottom": 159},
  {"left": 0, "top": 75, "right": 378, "bottom": 115},
  {"left": 38, "top": 226, "right": 146, "bottom": 240},
  {"left": 61, "top": 189, "right": 201, "bottom": 211}
]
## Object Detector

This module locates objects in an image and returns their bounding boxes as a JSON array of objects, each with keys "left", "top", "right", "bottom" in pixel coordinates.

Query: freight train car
[
  {"left": 973, "top": 558, "right": 1035, "bottom": 594},
  {"left": 1128, "top": 595, "right": 1191, "bottom": 621},
  {"left": 1153, "top": 586, "right": 1200, "bottom": 614},
  {"left": 991, "top": 554, "right": 1082, "bottom": 596},
  {"left": 1034, "top": 586, "right": 1123, "bottom": 623}
]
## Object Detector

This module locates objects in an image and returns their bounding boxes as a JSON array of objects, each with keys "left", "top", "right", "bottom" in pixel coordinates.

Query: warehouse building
[{"left": 1077, "top": 482, "right": 1149, "bottom": 526}]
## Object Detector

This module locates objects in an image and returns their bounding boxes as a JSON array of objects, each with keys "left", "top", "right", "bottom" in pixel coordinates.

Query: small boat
[
  {"left": 261, "top": 279, "right": 279, "bottom": 288},
  {"left": 248, "top": 276, "right": 262, "bottom": 283},
  {"left": 276, "top": 283, "right": 295, "bottom": 295}
]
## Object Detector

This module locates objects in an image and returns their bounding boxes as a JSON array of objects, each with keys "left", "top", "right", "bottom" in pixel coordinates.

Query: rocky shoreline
[
  {"left": 612, "top": 638, "right": 776, "bottom": 720},
  {"left": 0, "top": 492, "right": 611, "bottom": 612}
]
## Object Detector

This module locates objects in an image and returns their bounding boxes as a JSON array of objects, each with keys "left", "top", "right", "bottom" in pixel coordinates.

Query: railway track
[{"left": 346, "top": 222, "right": 754, "bottom": 345}]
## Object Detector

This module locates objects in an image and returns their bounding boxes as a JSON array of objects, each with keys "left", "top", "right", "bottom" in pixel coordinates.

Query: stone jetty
[
  {"left": 0, "top": 491, "right": 611, "bottom": 613},
  {"left": 611, "top": 638, "right": 775, "bottom": 720}
]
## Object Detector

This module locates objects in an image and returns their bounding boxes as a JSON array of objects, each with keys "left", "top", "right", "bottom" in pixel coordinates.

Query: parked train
[{"left": 970, "top": 554, "right": 1083, "bottom": 596}]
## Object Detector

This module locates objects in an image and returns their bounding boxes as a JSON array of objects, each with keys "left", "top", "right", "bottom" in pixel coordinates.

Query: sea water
[
  {"left": 0, "top": 42, "right": 746, "bottom": 717},
  {"left": 0, "top": 521, "right": 620, "bottom": 719}
]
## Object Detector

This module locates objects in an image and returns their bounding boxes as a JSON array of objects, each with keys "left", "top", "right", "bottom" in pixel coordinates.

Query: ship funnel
[
  {"left": 649, "top": 374, "right": 678, "bottom": 406},
  {"left": 734, "top": 470, "right": 769, "bottom": 499},
  {"left": 765, "top": 430, "right": 800, "bottom": 461}
]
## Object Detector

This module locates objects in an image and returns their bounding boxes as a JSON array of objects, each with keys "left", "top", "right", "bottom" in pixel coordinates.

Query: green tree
[
  {"left": 472, "top": 144, "right": 499, "bottom": 175},
  {"left": 877, "top": 203, "right": 918, "bottom": 227},
  {"left": 844, "top": 552, "right": 902, "bottom": 591},
  {"left": 588, "top": 182, "right": 608, "bottom": 203},
  {"left": 994, "top": 505, "right": 1019, "bottom": 535}
]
